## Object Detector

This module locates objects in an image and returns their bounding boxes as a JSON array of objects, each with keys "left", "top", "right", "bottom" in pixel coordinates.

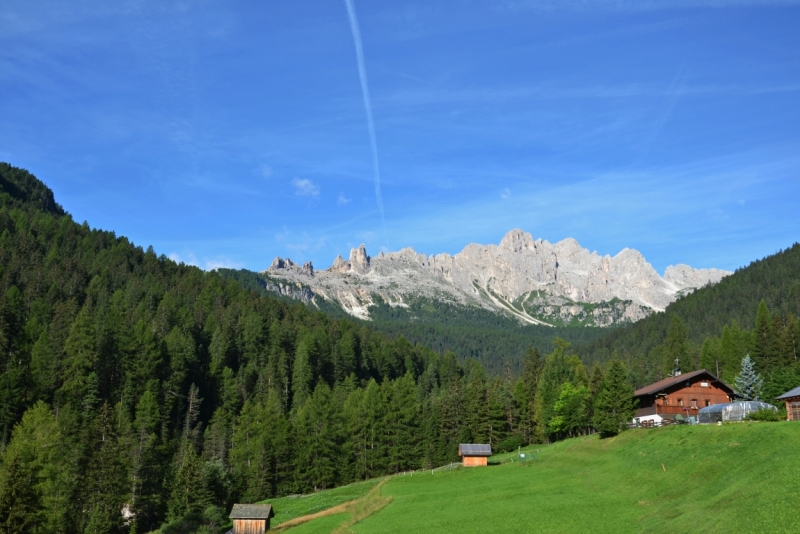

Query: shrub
[{"left": 745, "top": 408, "right": 784, "bottom": 422}]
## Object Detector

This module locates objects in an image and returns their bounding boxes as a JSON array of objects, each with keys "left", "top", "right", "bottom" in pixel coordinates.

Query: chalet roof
[
  {"left": 634, "top": 369, "right": 734, "bottom": 397},
  {"left": 229, "top": 504, "right": 274, "bottom": 520},
  {"left": 459, "top": 444, "right": 492, "bottom": 457},
  {"left": 777, "top": 385, "right": 800, "bottom": 400}
]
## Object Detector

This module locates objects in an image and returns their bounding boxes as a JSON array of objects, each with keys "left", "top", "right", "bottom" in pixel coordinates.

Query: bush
[{"left": 746, "top": 408, "right": 785, "bottom": 422}]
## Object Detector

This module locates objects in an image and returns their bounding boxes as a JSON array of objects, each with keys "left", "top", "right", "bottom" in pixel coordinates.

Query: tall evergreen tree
[
  {"left": 0, "top": 457, "right": 39, "bottom": 534},
  {"left": 664, "top": 315, "right": 691, "bottom": 375},
  {"left": 592, "top": 360, "right": 636, "bottom": 437},
  {"left": 734, "top": 355, "right": 763, "bottom": 401}
]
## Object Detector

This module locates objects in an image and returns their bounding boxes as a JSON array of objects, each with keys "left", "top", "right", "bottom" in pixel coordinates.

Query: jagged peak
[{"left": 499, "top": 228, "right": 535, "bottom": 252}]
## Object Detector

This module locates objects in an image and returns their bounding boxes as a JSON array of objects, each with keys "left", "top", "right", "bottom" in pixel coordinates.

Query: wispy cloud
[
  {"left": 259, "top": 164, "right": 273, "bottom": 178},
  {"left": 337, "top": 192, "right": 352, "bottom": 205},
  {"left": 500, "top": 188, "right": 511, "bottom": 200},
  {"left": 291, "top": 177, "right": 320, "bottom": 198}
]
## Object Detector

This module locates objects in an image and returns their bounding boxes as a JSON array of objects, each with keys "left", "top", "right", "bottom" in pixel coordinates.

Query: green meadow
[{"left": 279, "top": 422, "right": 800, "bottom": 533}]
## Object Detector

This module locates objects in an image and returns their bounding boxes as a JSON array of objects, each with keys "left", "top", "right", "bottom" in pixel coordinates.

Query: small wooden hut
[
  {"left": 777, "top": 386, "right": 800, "bottom": 421},
  {"left": 459, "top": 443, "right": 492, "bottom": 467},
  {"left": 228, "top": 504, "right": 275, "bottom": 534}
]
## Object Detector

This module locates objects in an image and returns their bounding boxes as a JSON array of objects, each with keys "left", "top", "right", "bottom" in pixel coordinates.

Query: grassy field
[
  {"left": 279, "top": 422, "right": 800, "bottom": 533},
  {"left": 262, "top": 478, "right": 380, "bottom": 527}
]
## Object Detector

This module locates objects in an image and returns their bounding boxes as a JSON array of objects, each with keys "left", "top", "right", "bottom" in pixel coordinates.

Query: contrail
[{"left": 344, "top": 0, "right": 385, "bottom": 229}]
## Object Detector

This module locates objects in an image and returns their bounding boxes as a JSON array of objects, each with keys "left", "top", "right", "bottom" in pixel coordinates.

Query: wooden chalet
[
  {"left": 459, "top": 443, "right": 492, "bottom": 467},
  {"left": 633, "top": 369, "right": 735, "bottom": 425},
  {"left": 776, "top": 385, "right": 800, "bottom": 421},
  {"left": 228, "top": 504, "right": 275, "bottom": 534}
]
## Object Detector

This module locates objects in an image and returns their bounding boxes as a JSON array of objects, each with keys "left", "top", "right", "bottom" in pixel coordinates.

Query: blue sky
[{"left": 1, "top": 0, "right": 798, "bottom": 273}]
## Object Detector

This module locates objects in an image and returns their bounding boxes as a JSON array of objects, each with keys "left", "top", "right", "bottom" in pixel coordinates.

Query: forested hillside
[
  {"left": 0, "top": 164, "right": 630, "bottom": 534},
  {"left": 216, "top": 269, "right": 607, "bottom": 375},
  {"left": 578, "top": 244, "right": 800, "bottom": 393}
]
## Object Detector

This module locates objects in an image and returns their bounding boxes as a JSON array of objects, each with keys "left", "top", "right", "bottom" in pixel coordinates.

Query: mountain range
[{"left": 264, "top": 229, "right": 730, "bottom": 327}]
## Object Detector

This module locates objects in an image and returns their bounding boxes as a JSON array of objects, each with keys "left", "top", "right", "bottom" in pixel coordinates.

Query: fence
[{"left": 628, "top": 418, "right": 694, "bottom": 429}]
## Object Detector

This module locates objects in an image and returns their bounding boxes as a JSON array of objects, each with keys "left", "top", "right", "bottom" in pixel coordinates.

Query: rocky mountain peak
[
  {"left": 262, "top": 230, "right": 731, "bottom": 326},
  {"left": 268, "top": 256, "right": 314, "bottom": 277},
  {"left": 350, "top": 244, "right": 371, "bottom": 274}
]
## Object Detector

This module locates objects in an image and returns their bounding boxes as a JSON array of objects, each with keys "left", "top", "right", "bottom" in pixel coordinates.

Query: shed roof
[
  {"left": 777, "top": 385, "right": 800, "bottom": 400},
  {"left": 229, "top": 504, "right": 274, "bottom": 519},
  {"left": 634, "top": 369, "right": 734, "bottom": 397},
  {"left": 459, "top": 444, "right": 492, "bottom": 457}
]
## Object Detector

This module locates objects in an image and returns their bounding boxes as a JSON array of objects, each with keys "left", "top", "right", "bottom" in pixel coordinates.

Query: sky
[{"left": 1, "top": 0, "right": 798, "bottom": 274}]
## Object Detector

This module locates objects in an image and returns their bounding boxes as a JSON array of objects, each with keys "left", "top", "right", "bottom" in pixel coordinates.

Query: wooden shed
[
  {"left": 776, "top": 385, "right": 800, "bottom": 421},
  {"left": 228, "top": 504, "right": 275, "bottom": 534},
  {"left": 633, "top": 369, "right": 735, "bottom": 425},
  {"left": 459, "top": 443, "right": 492, "bottom": 467}
]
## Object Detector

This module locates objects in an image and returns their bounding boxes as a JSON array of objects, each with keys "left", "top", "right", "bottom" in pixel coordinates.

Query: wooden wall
[
  {"left": 638, "top": 378, "right": 732, "bottom": 418},
  {"left": 233, "top": 519, "right": 267, "bottom": 534},
  {"left": 785, "top": 397, "right": 800, "bottom": 421},
  {"left": 463, "top": 456, "right": 488, "bottom": 467}
]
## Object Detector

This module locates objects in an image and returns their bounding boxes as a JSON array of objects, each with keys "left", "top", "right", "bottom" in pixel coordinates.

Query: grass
[
  {"left": 284, "top": 422, "right": 800, "bottom": 533},
  {"left": 259, "top": 478, "right": 380, "bottom": 527}
]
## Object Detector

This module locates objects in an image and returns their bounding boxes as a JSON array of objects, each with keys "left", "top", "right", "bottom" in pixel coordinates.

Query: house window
[
  {"left": 701, "top": 382, "right": 709, "bottom": 387},
  {"left": 664, "top": 397, "right": 669, "bottom": 406},
  {"left": 678, "top": 399, "right": 683, "bottom": 407},
  {"left": 691, "top": 399, "right": 698, "bottom": 409},
  {"left": 705, "top": 400, "right": 711, "bottom": 407}
]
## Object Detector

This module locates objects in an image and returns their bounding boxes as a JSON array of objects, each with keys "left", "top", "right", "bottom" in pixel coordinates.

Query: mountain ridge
[{"left": 264, "top": 229, "right": 730, "bottom": 327}]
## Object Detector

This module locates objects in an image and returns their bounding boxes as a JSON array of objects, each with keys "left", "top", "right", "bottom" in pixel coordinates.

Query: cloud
[
  {"left": 204, "top": 257, "right": 242, "bottom": 271},
  {"left": 168, "top": 251, "right": 241, "bottom": 271},
  {"left": 338, "top": 192, "right": 352, "bottom": 205},
  {"left": 168, "top": 251, "right": 198, "bottom": 266},
  {"left": 291, "top": 177, "right": 320, "bottom": 198},
  {"left": 500, "top": 188, "right": 511, "bottom": 200},
  {"left": 259, "top": 164, "right": 273, "bottom": 178}
]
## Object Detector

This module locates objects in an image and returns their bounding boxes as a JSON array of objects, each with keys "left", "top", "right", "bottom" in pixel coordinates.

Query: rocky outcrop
[
  {"left": 263, "top": 229, "right": 731, "bottom": 326},
  {"left": 268, "top": 256, "right": 314, "bottom": 277},
  {"left": 350, "top": 244, "right": 370, "bottom": 274}
]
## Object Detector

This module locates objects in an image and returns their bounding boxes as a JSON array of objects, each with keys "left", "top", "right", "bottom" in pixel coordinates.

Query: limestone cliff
[{"left": 263, "top": 230, "right": 730, "bottom": 326}]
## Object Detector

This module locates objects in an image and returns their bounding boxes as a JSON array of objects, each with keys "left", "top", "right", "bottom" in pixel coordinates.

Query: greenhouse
[{"left": 697, "top": 401, "right": 777, "bottom": 424}]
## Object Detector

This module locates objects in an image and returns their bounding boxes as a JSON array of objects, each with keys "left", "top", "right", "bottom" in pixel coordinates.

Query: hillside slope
[
  {"left": 291, "top": 423, "right": 800, "bottom": 533},
  {"left": 215, "top": 268, "right": 606, "bottom": 374},
  {"left": 578, "top": 243, "right": 800, "bottom": 368}
]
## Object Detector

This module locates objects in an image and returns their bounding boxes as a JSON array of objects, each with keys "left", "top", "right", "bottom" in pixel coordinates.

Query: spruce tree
[
  {"left": 664, "top": 315, "right": 691, "bottom": 375},
  {"left": 0, "top": 457, "right": 40, "bottom": 534},
  {"left": 734, "top": 355, "right": 763, "bottom": 401},
  {"left": 592, "top": 360, "right": 637, "bottom": 437},
  {"left": 753, "top": 300, "right": 774, "bottom": 371}
]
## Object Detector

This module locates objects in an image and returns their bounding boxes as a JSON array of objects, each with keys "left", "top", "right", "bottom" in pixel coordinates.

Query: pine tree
[
  {"left": 293, "top": 383, "right": 342, "bottom": 491},
  {"left": 291, "top": 335, "right": 315, "bottom": 411},
  {"left": 753, "top": 300, "right": 774, "bottom": 372},
  {"left": 58, "top": 307, "right": 97, "bottom": 407},
  {"left": 167, "top": 445, "right": 208, "bottom": 520},
  {"left": 81, "top": 403, "right": 128, "bottom": 534},
  {"left": 386, "top": 373, "right": 421, "bottom": 473},
  {"left": 0, "top": 457, "right": 40, "bottom": 534},
  {"left": 734, "top": 355, "right": 763, "bottom": 401},
  {"left": 664, "top": 315, "right": 691, "bottom": 375},
  {"left": 592, "top": 360, "right": 637, "bottom": 437},
  {"left": 588, "top": 364, "right": 605, "bottom": 422}
]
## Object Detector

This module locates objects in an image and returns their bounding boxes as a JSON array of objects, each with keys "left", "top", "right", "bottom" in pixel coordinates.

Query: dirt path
[{"left": 272, "top": 478, "right": 391, "bottom": 533}]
